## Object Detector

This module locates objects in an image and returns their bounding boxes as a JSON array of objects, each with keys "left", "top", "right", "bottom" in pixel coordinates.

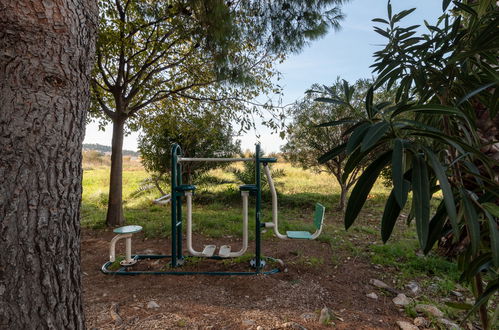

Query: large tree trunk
[
  {"left": 106, "top": 117, "right": 125, "bottom": 226},
  {"left": 0, "top": 1, "right": 96, "bottom": 328}
]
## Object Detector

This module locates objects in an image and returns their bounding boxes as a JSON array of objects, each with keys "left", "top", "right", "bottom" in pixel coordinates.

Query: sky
[{"left": 83, "top": 0, "right": 443, "bottom": 153}]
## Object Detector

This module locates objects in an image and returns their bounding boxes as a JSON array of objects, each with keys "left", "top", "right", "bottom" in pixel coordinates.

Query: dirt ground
[{"left": 82, "top": 229, "right": 413, "bottom": 329}]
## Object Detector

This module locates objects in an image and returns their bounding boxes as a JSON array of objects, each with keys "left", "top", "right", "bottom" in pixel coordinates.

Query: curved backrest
[{"left": 314, "top": 203, "right": 325, "bottom": 230}]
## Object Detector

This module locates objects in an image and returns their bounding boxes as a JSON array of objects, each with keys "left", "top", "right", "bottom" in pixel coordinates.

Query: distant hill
[{"left": 83, "top": 143, "right": 139, "bottom": 157}]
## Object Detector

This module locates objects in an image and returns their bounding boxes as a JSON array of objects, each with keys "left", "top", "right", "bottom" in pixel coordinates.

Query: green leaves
[
  {"left": 329, "top": 2, "right": 499, "bottom": 327},
  {"left": 392, "top": 139, "right": 407, "bottom": 208},
  {"left": 315, "top": 118, "right": 356, "bottom": 128},
  {"left": 345, "top": 151, "right": 392, "bottom": 230},
  {"left": 461, "top": 189, "right": 481, "bottom": 256},
  {"left": 365, "top": 86, "right": 374, "bottom": 118},
  {"left": 482, "top": 203, "right": 499, "bottom": 267},
  {"left": 314, "top": 97, "right": 347, "bottom": 106},
  {"left": 411, "top": 153, "right": 430, "bottom": 249},
  {"left": 423, "top": 201, "right": 448, "bottom": 254},
  {"left": 424, "top": 148, "right": 458, "bottom": 238},
  {"left": 442, "top": 0, "right": 452, "bottom": 11},
  {"left": 346, "top": 122, "right": 370, "bottom": 154},
  {"left": 361, "top": 122, "right": 390, "bottom": 151},
  {"left": 381, "top": 180, "right": 409, "bottom": 242},
  {"left": 456, "top": 81, "right": 498, "bottom": 106},
  {"left": 318, "top": 143, "right": 347, "bottom": 163}
]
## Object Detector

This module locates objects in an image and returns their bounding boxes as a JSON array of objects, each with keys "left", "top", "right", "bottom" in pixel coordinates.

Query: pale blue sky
[{"left": 84, "top": 0, "right": 443, "bottom": 152}]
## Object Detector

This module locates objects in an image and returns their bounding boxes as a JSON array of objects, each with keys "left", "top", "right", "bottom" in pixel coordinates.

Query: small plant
[
  {"left": 108, "top": 256, "right": 125, "bottom": 271},
  {"left": 404, "top": 303, "right": 417, "bottom": 318},
  {"left": 229, "top": 151, "right": 285, "bottom": 189},
  {"left": 176, "top": 319, "right": 187, "bottom": 327},
  {"left": 222, "top": 254, "right": 253, "bottom": 266}
]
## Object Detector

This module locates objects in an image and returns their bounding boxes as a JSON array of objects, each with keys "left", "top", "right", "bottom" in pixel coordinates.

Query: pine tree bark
[{"left": 0, "top": 0, "right": 97, "bottom": 328}]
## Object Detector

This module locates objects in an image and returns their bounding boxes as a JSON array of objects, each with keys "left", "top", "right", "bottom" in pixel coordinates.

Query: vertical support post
[
  {"left": 125, "top": 237, "right": 132, "bottom": 263},
  {"left": 170, "top": 144, "right": 182, "bottom": 267},
  {"left": 255, "top": 144, "right": 261, "bottom": 272},
  {"left": 176, "top": 160, "right": 183, "bottom": 262}
]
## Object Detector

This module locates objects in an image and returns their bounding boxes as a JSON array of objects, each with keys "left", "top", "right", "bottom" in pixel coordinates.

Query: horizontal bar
[{"left": 178, "top": 157, "right": 254, "bottom": 162}]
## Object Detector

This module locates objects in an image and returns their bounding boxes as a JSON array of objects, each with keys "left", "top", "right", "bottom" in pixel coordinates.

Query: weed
[
  {"left": 370, "top": 240, "right": 459, "bottom": 281},
  {"left": 222, "top": 254, "right": 253, "bottom": 266},
  {"left": 404, "top": 304, "right": 418, "bottom": 318},
  {"left": 176, "top": 319, "right": 187, "bottom": 327},
  {"left": 108, "top": 256, "right": 124, "bottom": 271}
]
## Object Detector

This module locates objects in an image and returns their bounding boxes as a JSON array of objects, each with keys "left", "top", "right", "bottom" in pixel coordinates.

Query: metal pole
[
  {"left": 178, "top": 157, "right": 254, "bottom": 162},
  {"left": 176, "top": 159, "right": 183, "bottom": 262},
  {"left": 170, "top": 144, "right": 178, "bottom": 267},
  {"left": 255, "top": 144, "right": 261, "bottom": 272}
]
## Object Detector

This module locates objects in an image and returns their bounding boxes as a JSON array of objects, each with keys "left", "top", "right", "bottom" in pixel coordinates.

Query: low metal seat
[
  {"left": 286, "top": 203, "right": 325, "bottom": 240},
  {"left": 109, "top": 225, "right": 143, "bottom": 266}
]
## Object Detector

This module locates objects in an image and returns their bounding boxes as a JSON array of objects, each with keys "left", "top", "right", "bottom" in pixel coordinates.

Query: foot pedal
[
  {"left": 201, "top": 245, "right": 216, "bottom": 257},
  {"left": 218, "top": 245, "right": 231, "bottom": 257}
]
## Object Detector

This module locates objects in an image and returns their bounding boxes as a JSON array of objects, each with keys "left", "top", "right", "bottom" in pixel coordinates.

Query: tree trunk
[
  {"left": 338, "top": 183, "right": 347, "bottom": 211},
  {"left": 0, "top": 0, "right": 96, "bottom": 329},
  {"left": 106, "top": 117, "right": 125, "bottom": 226}
]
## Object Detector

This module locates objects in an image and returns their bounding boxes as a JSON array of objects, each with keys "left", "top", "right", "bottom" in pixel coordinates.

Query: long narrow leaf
[
  {"left": 394, "top": 104, "right": 465, "bottom": 118},
  {"left": 483, "top": 203, "right": 499, "bottom": 267},
  {"left": 365, "top": 86, "right": 374, "bottom": 119},
  {"left": 482, "top": 202, "right": 499, "bottom": 217},
  {"left": 345, "top": 151, "right": 392, "bottom": 230},
  {"left": 346, "top": 122, "right": 371, "bottom": 154},
  {"left": 423, "top": 201, "right": 449, "bottom": 254},
  {"left": 373, "top": 101, "right": 392, "bottom": 113},
  {"left": 424, "top": 148, "right": 459, "bottom": 238},
  {"left": 392, "top": 139, "right": 406, "bottom": 208},
  {"left": 442, "top": 0, "right": 452, "bottom": 11},
  {"left": 412, "top": 153, "right": 430, "bottom": 249},
  {"left": 372, "top": 18, "right": 389, "bottom": 24},
  {"left": 393, "top": 8, "right": 416, "bottom": 23},
  {"left": 461, "top": 254, "right": 492, "bottom": 282},
  {"left": 361, "top": 121, "right": 390, "bottom": 152},
  {"left": 342, "top": 146, "right": 370, "bottom": 182},
  {"left": 314, "top": 97, "right": 347, "bottom": 105},
  {"left": 464, "top": 278, "right": 499, "bottom": 322},
  {"left": 457, "top": 81, "right": 497, "bottom": 106},
  {"left": 318, "top": 143, "right": 347, "bottom": 164},
  {"left": 315, "top": 118, "right": 356, "bottom": 128},
  {"left": 461, "top": 189, "right": 481, "bottom": 256},
  {"left": 381, "top": 180, "right": 410, "bottom": 242}
]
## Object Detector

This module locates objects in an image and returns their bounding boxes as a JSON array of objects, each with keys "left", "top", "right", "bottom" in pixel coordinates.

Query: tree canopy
[
  {"left": 282, "top": 78, "right": 376, "bottom": 210},
  {"left": 90, "top": 0, "right": 349, "bottom": 226},
  {"left": 139, "top": 104, "right": 241, "bottom": 184}
]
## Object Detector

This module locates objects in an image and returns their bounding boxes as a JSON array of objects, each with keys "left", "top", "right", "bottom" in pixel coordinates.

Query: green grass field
[{"left": 81, "top": 162, "right": 390, "bottom": 236}]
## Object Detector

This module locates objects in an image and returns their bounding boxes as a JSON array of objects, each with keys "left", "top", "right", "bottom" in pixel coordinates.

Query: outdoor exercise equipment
[
  {"left": 109, "top": 225, "right": 143, "bottom": 266},
  {"left": 101, "top": 143, "right": 325, "bottom": 275},
  {"left": 262, "top": 165, "right": 326, "bottom": 240}
]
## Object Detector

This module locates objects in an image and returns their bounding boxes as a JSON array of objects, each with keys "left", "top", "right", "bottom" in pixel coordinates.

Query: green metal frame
[
  {"left": 101, "top": 255, "right": 281, "bottom": 275},
  {"left": 102, "top": 143, "right": 279, "bottom": 276}
]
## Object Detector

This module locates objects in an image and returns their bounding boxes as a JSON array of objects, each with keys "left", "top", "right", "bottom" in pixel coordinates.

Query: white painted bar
[
  {"left": 263, "top": 164, "right": 288, "bottom": 240},
  {"left": 178, "top": 157, "right": 254, "bottom": 162},
  {"left": 185, "top": 190, "right": 249, "bottom": 258}
]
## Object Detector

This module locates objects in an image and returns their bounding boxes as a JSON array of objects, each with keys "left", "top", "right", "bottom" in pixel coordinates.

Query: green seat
[
  {"left": 286, "top": 231, "right": 313, "bottom": 239},
  {"left": 113, "top": 225, "right": 143, "bottom": 234},
  {"left": 286, "top": 203, "right": 325, "bottom": 240}
]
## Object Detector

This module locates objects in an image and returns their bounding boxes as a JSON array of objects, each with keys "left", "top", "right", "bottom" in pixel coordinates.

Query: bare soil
[{"left": 82, "top": 228, "right": 413, "bottom": 329}]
